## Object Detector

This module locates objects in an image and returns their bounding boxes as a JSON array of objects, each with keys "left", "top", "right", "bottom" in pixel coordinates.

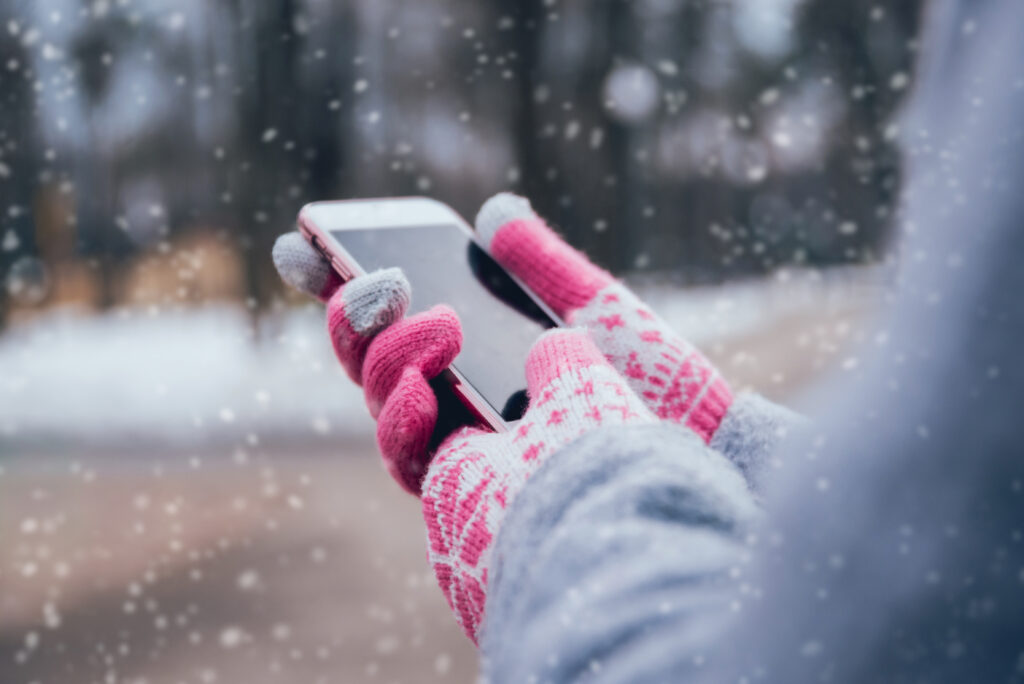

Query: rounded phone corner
[
  {"left": 295, "top": 209, "right": 313, "bottom": 237},
  {"left": 296, "top": 203, "right": 320, "bottom": 228}
]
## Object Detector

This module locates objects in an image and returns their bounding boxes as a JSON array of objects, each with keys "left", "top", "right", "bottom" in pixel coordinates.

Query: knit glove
[
  {"left": 475, "top": 193, "right": 733, "bottom": 442},
  {"left": 273, "top": 233, "right": 461, "bottom": 492},
  {"left": 424, "top": 195, "right": 739, "bottom": 640},
  {"left": 273, "top": 231, "right": 657, "bottom": 641},
  {"left": 474, "top": 196, "right": 804, "bottom": 496},
  {"left": 272, "top": 191, "right": 736, "bottom": 487},
  {"left": 421, "top": 329, "right": 655, "bottom": 640},
  {"left": 272, "top": 194, "right": 748, "bottom": 641}
]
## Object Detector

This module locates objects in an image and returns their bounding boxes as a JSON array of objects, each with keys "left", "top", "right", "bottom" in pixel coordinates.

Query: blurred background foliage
[{"left": 0, "top": 0, "right": 923, "bottom": 330}]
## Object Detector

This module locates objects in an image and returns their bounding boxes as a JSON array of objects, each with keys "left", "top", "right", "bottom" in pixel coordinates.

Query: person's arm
[
  {"left": 480, "top": 422, "right": 758, "bottom": 683},
  {"left": 273, "top": 193, "right": 808, "bottom": 665},
  {"left": 715, "top": 3, "right": 1024, "bottom": 681},
  {"left": 475, "top": 194, "right": 804, "bottom": 497},
  {"left": 483, "top": 3, "right": 1024, "bottom": 682}
]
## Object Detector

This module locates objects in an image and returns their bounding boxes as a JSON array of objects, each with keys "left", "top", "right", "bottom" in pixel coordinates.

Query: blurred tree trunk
[
  {"left": 82, "top": 118, "right": 117, "bottom": 309},
  {"left": 0, "top": 27, "right": 40, "bottom": 328},
  {"left": 301, "top": 6, "right": 355, "bottom": 203},
  {"left": 604, "top": 0, "right": 639, "bottom": 272},
  {"left": 503, "top": 0, "right": 547, "bottom": 208},
  {"left": 793, "top": 1, "right": 925, "bottom": 263},
  {"left": 555, "top": 0, "right": 638, "bottom": 274},
  {"left": 228, "top": 0, "right": 304, "bottom": 326},
  {"left": 70, "top": 7, "right": 143, "bottom": 310}
]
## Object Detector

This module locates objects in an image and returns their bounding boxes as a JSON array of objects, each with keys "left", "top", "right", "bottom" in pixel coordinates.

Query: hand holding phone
[
  {"left": 271, "top": 244, "right": 466, "bottom": 487},
  {"left": 274, "top": 196, "right": 564, "bottom": 491},
  {"left": 297, "top": 197, "right": 564, "bottom": 430},
  {"left": 273, "top": 192, "right": 739, "bottom": 641},
  {"left": 273, "top": 193, "right": 732, "bottom": 495}
]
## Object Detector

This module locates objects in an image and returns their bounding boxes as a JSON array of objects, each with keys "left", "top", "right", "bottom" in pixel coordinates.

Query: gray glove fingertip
[
  {"left": 272, "top": 232, "right": 338, "bottom": 299},
  {"left": 474, "top": 192, "right": 536, "bottom": 250},
  {"left": 340, "top": 267, "right": 412, "bottom": 335}
]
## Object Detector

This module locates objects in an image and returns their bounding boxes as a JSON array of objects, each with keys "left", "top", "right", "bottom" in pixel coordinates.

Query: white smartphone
[{"left": 298, "top": 197, "right": 563, "bottom": 436}]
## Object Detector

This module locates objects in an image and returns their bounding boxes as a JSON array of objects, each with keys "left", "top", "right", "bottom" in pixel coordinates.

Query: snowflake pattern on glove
[
  {"left": 420, "top": 359, "right": 654, "bottom": 641},
  {"left": 572, "top": 283, "right": 732, "bottom": 442},
  {"left": 477, "top": 195, "right": 732, "bottom": 443}
]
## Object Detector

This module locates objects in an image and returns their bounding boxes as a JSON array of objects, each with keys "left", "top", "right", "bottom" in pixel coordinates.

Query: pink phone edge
[{"left": 297, "top": 199, "right": 511, "bottom": 434}]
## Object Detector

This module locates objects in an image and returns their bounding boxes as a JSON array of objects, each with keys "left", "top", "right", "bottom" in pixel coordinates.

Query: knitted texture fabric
[
  {"left": 325, "top": 268, "right": 411, "bottom": 383},
  {"left": 271, "top": 204, "right": 784, "bottom": 646},
  {"left": 475, "top": 193, "right": 732, "bottom": 442},
  {"left": 272, "top": 231, "right": 343, "bottom": 300},
  {"left": 270, "top": 235, "right": 457, "bottom": 494},
  {"left": 339, "top": 267, "right": 411, "bottom": 335},
  {"left": 709, "top": 391, "right": 805, "bottom": 495},
  {"left": 476, "top": 213, "right": 613, "bottom": 316},
  {"left": 420, "top": 329, "right": 657, "bottom": 642},
  {"left": 479, "top": 422, "right": 759, "bottom": 683},
  {"left": 361, "top": 305, "right": 462, "bottom": 493}
]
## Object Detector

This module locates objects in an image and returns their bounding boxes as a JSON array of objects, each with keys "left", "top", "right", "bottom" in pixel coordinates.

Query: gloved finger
[
  {"left": 521, "top": 328, "right": 653, "bottom": 428},
  {"left": 474, "top": 193, "right": 613, "bottom": 320},
  {"left": 419, "top": 330, "right": 657, "bottom": 642},
  {"left": 365, "top": 306, "right": 465, "bottom": 493},
  {"left": 326, "top": 268, "right": 411, "bottom": 383},
  {"left": 272, "top": 231, "right": 344, "bottom": 301},
  {"left": 362, "top": 305, "right": 462, "bottom": 418},
  {"left": 376, "top": 366, "right": 441, "bottom": 494},
  {"left": 420, "top": 423, "right": 501, "bottom": 637},
  {"left": 476, "top": 194, "right": 733, "bottom": 442}
]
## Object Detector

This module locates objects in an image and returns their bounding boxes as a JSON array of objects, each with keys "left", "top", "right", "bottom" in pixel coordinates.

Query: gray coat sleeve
[
  {"left": 478, "top": 423, "right": 760, "bottom": 684},
  {"left": 716, "top": 2, "right": 1024, "bottom": 680},
  {"left": 710, "top": 392, "right": 804, "bottom": 495}
]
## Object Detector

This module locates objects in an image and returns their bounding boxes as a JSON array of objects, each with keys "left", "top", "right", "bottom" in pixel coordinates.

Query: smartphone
[{"left": 298, "top": 197, "right": 563, "bottom": 436}]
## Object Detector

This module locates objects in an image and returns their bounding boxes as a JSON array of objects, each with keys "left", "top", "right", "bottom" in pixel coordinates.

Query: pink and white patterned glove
[
  {"left": 420, "top": 328, "right": 656, "bottom": 641},
  {"left": 275, "top": 233, "right": 655, "bottom": 642},
  {"left": 475, "top": 193, "right": 733, "bottom": 442},
  {"left": 273, "top": 195, "right": 736, "bottom": 642}
]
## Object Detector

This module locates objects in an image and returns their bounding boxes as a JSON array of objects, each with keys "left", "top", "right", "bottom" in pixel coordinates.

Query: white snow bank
[
  {"left": 0, "top": 304, "right": 375, "bottom": 450},
  {"left": 0, "top": 267, "right": 880, "bottom": 449},
  {"left": 638, "top": 265, "right": 883, "bottom": 346}
]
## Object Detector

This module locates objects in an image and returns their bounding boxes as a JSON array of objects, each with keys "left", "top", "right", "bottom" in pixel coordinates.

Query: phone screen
[{"left": 329, "top": 224, "right": 557, "bottom": 422}]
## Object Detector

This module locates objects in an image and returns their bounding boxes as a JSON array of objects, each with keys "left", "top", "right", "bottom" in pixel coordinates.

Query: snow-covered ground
[
  {"left": 0, "top": 267, "right": 881, "bottom": 451},
  {"left": 0, "top": 303, "right": 374, "bottom": 450}
]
